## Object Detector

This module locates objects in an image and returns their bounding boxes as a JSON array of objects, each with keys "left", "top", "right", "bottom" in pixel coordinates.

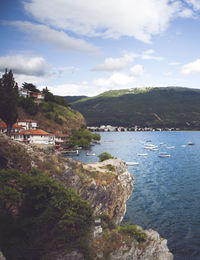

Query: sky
[{"left": 1, "top": 0, "right": 200, "bottom": 96}]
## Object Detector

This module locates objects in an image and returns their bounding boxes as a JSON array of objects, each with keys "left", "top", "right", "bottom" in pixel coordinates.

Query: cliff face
[
  {"left": 57, "top": 158, "right": 134, "bottom": 224},
  {"left": 0, "top": 135, "right": 173, "bottom": 260}
]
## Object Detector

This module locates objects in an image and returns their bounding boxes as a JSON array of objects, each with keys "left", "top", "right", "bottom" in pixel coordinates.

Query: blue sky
[{"left": 1, "top": 0, "right": 200, "bottom": 96}]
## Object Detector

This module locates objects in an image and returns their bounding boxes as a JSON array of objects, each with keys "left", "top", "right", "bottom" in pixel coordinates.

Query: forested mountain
[{"left": 71, "top": 87, "right": 200, "bottom": 129}]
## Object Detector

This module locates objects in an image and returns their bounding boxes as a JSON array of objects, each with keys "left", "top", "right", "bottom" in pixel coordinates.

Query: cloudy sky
[{"left": 1, "top": 0, "right": 200, "bottom": 96}]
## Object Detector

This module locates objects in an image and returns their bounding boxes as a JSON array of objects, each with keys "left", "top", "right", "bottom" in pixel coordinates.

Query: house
[
  {"left": 17, "top": 119, "right": 38, "bottom": 130},
  {"left": 18, "top": 87, "right": 30, "bottom": 98},
  {"left": 11, "top": 129, "right": 55, "bottom": 145},
  {"left": 55, "top": 133, "right": 69, "bottom": 144},
  {"left": 0, "top": 121, "right": 23, "bottom": 133},
  {"left": 30, "top": 92, "right": 44, "bottom": 100}
]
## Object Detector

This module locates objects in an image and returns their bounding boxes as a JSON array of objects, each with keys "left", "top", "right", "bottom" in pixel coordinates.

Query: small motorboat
[
  {"left": 137, "top": 153, "right": 148, "bottom": 156},
  {"left": 188, "top": 142, "right": 195, "bottom": 145},
  {"left": 158, "top": 153, "right": 171, "bottom": 158},
  {"left": 167, "top": 146, "right": 175, "bottom": 149},
  {"left": 86, "top": 153, "right": 96, "bottom": 156},
  {"left": 126, "top": 162, "right": 139, "bottom": 166}
]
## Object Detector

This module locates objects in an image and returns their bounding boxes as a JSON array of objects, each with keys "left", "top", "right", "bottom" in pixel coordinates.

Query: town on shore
[{"left": 88, "top": 125, "right": 180, "bottom": 132}]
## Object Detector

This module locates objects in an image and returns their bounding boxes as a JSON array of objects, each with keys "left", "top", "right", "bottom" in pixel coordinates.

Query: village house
[
  {"left": 11, "top": 129, "right": 55, "bottom": 145},
  {"left": 17, "top": 119, "right": 38, "bottom": 130},
  {"left": 0, "top": 121, "right": 23, "bottom": 133},
  {"left": 55, "top": 133, "right": 69, "bottom": 145},
  {"left": 18, "top": 87, "right": 44, "bottom": 100}
]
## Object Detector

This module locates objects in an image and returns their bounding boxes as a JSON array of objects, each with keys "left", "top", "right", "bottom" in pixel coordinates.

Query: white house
[
  {"left": 11, "top": 129, "right": 55, "bottom": 145},
  {"left": 55, "top": 133, "right": 69, "bottom": 144},
  {"left": 18, "top": 88, "right": 30, "bottom": 98},
  {"left": 17, "top": 119, "right": 38, "bottom": 130}
]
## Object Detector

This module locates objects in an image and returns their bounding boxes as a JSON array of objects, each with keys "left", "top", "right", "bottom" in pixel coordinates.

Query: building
[
  {"left": 55, "top": 133, "right": 69, "bottom": 144},
  {"left": 11, "top": 129, "right": 55, "bottom": 145},
  {"left": 18, "top": 87, "right": 30, "bottom": 98},
  {"left": 30, "top": 92, "right": 44, "bottom": 100},
  {"left": 17, "top": 119, "right": 38, "bottom": 130},
  {"left": 0, "top": 121, "right": 23, "bottom": 133}
]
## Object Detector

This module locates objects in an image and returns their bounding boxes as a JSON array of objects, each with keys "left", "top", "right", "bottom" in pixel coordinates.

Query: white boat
[
  {"left": 181, "top": 145, "right": 187, "bottom": 147},
  {"left": 150, "top": 148, "right": 159, "bottom": 151},
  {"left": 167, "top": 146, "right": 175, "bottom": 149},
  {"left": 86, "top": 153, "right": 96, "bottom": 156},
  {"left": 126, "top": 162, "right": 139, "bottom": 166},
  {"left": 137, "top": 153, "right": 148, "bottom": 156},
  {"left": 188, "top": 142, "right": 195, "bottom": 145},
  {"left": 158, "top": 153, "right": 171, "bottom": 158}
]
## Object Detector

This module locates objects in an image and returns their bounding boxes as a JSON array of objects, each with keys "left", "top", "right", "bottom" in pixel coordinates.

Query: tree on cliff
[{"left": 0, "top": 69, "right": 18, "bottom": 135}]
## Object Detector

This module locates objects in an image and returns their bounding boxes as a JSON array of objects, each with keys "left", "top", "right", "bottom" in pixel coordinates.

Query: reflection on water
[{"left": 68, "top": 131, "right": 200, "bottom": 260}]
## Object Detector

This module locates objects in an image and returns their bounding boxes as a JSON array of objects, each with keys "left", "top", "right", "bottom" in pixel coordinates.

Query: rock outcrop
[
  {"left": 58, "top": 158, "right": 134, "bottom": 224},
  {"left": 0, "top": 135, "right": 174, "bottom": 260},
  {"left": 109, "top": 229, "right": 173, "bottom": 260}
]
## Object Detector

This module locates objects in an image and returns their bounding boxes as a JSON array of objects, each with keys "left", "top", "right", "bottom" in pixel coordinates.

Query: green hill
[
  {"left": 71, "top": 87, "right": 200, "bottom": 129},
  {"left": 63, "top": 95, "right": 87, "bottom": 103}
]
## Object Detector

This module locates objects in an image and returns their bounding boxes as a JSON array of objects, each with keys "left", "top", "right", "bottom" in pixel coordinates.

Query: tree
[
  {"left": 22, "top": 82, "right": 40, "bottom": 93},
  {"left": 98, "top": 152, "right": 113, "bottom": 162},
  {"left": 0, "top": 69, "right": 18, "bottom": 135}
]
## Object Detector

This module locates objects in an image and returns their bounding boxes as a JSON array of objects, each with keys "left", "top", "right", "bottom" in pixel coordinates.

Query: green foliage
[
  {"left": 98, "top": 152, "right": 113, "bottom": 162},
  {"left": 54, "top": 113, "right": 63, "bottom": 125},
  {"left": 99, "top": 214, "right": 117, "bottom": 230},
  {"left": 39, "top": 101, "right": 54, "bottom": 112},
  {"left": 0, "top": 69, "right": 18, "bottom": 134},
  {"left": 120, "top": 222, "right": 147, "bottom": 242},
  {"left": 92, "top": 133, "right": 101, "bottom": 141},
  {"left": 72, "top": 87, "right": 200, "bottom": 128},
  {"left": 19, "top": 96, "right": 39, "bottom": 115},
  {"left": 69, "top": 128, "right": 93, "bottom": 148},
  {"left": 0, "top": 169, "right": 93, "bottom": 260},
  {"left": 22, "top": 82, "right": 40, "bottom": 93}
]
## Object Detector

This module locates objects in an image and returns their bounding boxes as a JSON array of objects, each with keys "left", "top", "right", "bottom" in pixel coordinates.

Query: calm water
[{"left": 69, "top": 131, "right": 200, "bottom": 260}]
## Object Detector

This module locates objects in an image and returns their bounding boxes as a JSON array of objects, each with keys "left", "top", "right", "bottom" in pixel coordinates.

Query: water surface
[{"left": 69, "top": 131, "right": 200, "bottom": 260}]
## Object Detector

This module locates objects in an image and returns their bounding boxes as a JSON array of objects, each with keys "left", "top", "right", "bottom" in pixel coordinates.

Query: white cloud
[
  {"left": 185, "top": 0, "right": 200, "bottom": 10},
  {"left": 94, "top": 72, "right": 134, "bottom": 87},
  {"left": 23, "top": 0, "right": 184, "bottom": 43},
  {"left": 181, "top": 59, "right": 200, "bottom": 74},
  {"left": 140, "top": 49, "right": 163, "bottom": 61},
  {"left": 129, "top": 65, "right": 144, "bottom": 77},
  {"left": 9, "top": 21, "right": 99, "bottom": 53},
  {"left": 178, "top": 8, "right": 194, "bottom": 18},
  {"left": 0, "top": 54, "right": 49, "bottom": 76},
  {"left": 92, "top": 53, "right": 134, "bottom": 72}
]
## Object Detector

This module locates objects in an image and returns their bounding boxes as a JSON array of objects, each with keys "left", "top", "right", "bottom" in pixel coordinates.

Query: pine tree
[{"left": 0, "top": 69, "right": 18, "bottom": 135}]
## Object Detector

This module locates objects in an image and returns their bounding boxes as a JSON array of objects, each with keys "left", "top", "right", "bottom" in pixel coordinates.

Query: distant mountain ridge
[{"left": 70, "top": 87, "right": 200, "bottom": 129}]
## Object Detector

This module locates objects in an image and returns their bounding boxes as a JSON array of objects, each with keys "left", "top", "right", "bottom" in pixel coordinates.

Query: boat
[
  {"left": 126, "top": 162, "right": 139, "bottom": 166},
  {"left": 137, "top": 153, "right": 148, "bottom": 156},
  {"left": 149, "top": 148, "right": 159, "bottom": 151},
  {"left": 86, "top": 152, "right": 96, "bottom": 156},
  {"left": 188, "top": 142, "right": 195, "bottom": 145},
  {"left": 167, "top": 146, "right": 175, "bottom": 149},
  {"left": 158, "top": 153, "right": 171, "bottom": 158},
  {"left": 181, "top": 145, "right": 187, "bottom": 147}
]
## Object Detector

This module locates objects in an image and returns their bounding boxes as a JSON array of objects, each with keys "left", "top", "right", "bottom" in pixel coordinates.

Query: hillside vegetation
[{"left": 71, "top": 87, "right": 200, "bottom": 129}]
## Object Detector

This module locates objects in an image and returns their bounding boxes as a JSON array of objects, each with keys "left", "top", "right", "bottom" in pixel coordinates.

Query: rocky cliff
[{"left": 0, "top": 134, "right": 173, "bottom": 259}]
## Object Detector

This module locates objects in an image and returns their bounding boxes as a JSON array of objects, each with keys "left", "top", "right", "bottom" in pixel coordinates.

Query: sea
[{"left": 68, "top": 131, "right": 200, "bottom": 260}]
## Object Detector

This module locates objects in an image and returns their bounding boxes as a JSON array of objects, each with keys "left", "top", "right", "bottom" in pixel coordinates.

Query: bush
[
  {"left": 68, "top": 128, "right": 93, "bottom": 148},
  {"left": 0, "top": 169, "right": 93, "bottom": 260},
  {"left": 92, "top": 133, "right": 101, "bottom": 141},
  {"left": 98, "top": 152, "right": 113, "bottom": 162},
  {"left": 18, "top": 96, "right": 38, "bottom": 115},
  {"left": 120, "top": 222, "right": 147, "bottom": 242},
  {"left": 55, "top": 113, "right": 63, "bottom": 125},
  {"left": 39, "top": 101, "right": 54, "bottom": 112}
]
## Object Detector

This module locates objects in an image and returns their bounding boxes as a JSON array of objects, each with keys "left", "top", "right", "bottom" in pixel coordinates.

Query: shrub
[
  {"left": 18, "top": 96, "right": 38, "bottom": 115},
  {"left": 55, "top": 113, "right": 63, "bottom": 125},
  {"left": 92, "top": 133, "right": 101, "bottom": 141},
  {"left": 98, "top": 152, "right": 113, "bottom": 162},
  {"left": 119, "top": 222, "right": 147, "bottom": 242},
  {"left": 39, "top": 101, "right": 54, "bottom": 112},
  {"left": 68, "top": 128, "right": 93, "bottom": 148},
  {"left": 0, "top": 169, "right": 93, "bottom": 260}
]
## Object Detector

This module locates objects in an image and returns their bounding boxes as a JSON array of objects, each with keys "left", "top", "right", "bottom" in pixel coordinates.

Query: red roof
[
  {"left": 19, "top": 129, "right": 52, "bottom": 136},
  {"left": 0, "top": 121, "right": 22, "bottom": 129}
]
